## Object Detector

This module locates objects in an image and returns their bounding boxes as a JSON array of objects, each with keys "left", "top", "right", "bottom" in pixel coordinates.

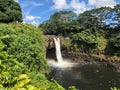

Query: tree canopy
[
  {"left": 0, "top": 0, "right": 22, "bottom": 23},
  {"left": 39, "top": 11, "right": 77, "bottom": 35},
  {"left": 39, "top": 4, "right": 120, "bottom": 56}
]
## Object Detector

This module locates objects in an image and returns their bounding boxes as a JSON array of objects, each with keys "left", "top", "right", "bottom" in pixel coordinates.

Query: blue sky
[{"left": 15, "top": 0, "right": 120, "bottom": 26}]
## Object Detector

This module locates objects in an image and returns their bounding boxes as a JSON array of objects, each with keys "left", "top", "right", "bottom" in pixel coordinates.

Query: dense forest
[{"left": 40, "top": 4, "right": 120, "bottom": 57}]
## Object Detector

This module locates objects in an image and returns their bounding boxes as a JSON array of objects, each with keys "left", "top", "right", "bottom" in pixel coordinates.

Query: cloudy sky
[{"left": 16, "top": 0, "right": 120, "bottom": 26}]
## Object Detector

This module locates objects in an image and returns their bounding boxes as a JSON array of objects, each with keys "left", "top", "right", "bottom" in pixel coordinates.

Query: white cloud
[
  {"left": 32, "top": 2, "right": 43, "bottom": 7},
  {"left": 21, "top": 1, "right": 43, "bottom": 8},
  {"left": 23, "top": 20, "right": 39, "bottom": 26},
  {"left": 70, "top": 0, "right": 88, "bottom": 14},
  {"left": 88, "top": 0, "right": 117, "bottom": 8},
  {"left": 31, "top": 21, "right": 39, "bottom": 26},
  {"left": 23, "top": 12, "right": 41, "bottom": 26},
  {"left": 14, "top": 0, "right": 18, "bottom": 2},
  {"left": 51, "top": 0, "right": 117, "bottom": 14},
  {"left": 52, "top": 0, "right": 89, "bottom": 14},
  {"left": 20, "top": 1, "right": 43, "bottom": 26},
  {"left": 23, "top": 19, "right": 40, "bottom": 26},
  {"left": 25, "top": 15, "right": 41, "bottom": 21},
  {"left": 52, "top": 0, "right": 69, "bottom": 10}
]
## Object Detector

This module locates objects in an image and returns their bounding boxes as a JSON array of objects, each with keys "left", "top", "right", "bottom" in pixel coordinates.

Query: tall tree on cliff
[{"left": 0, "top": 0, "right": 22, "bottom": 23}]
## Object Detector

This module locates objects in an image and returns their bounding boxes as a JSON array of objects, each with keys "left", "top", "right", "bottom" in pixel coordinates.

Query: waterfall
[
  {"left": 53, "top": 38, "right": 63, "bottom": 63},
  {"left": 48, "top": 38, "right": 77, "bottom": 68}
]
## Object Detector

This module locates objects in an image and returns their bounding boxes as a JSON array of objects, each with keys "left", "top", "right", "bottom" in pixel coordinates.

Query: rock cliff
[{"left": 44, "top": 35, "right": 71, "bottom": 50}]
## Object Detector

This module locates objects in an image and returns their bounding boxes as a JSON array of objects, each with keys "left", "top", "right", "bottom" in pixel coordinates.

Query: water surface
[{"left": 49, "top": 63, "right": 120, "bottom": 90}]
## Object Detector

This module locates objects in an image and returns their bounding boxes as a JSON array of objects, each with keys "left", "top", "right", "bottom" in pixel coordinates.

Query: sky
[{"left": 15, "top": 0, "right": 120, "bottom": 26}]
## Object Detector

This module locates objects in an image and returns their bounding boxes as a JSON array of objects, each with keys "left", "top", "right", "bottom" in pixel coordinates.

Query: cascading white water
[
  {"left": 48, "top": 38, "right": 77, "bottom": 68},
  {"left": 53, "top": 38, "right": 63, "bottom": 63}
]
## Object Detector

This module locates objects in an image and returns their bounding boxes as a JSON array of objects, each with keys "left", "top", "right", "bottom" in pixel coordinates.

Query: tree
[
  {"left": 0, "top": 23, "right": 48, "bottom": 72},
  {"left": 78, "top": 14, "right": 99, "bottom": 31},
  {"left": 0, "top": 0, "right": 22, "bottom": 23},
  {"left": 39, "top": 11, "right": 77, "bottom": 35},
  {"left": 114, "top": 4, "right": 120, "bottom": 26},
  {"left": 50, "top": 11, "right": 76, "bottom": 23},
  {"left": 60, "top": 20, "right": 82, "bottom": 36},
  {"left": 71, "top": 30, "right": 99, "bottom": 53}
]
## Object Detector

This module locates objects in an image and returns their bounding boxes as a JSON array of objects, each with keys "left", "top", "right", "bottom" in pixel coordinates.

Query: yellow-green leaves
[{"left": 15, "top": 74, "right": 31, "bottom": 88}]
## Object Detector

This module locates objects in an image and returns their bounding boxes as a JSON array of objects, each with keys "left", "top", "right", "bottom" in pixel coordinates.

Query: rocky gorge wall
[
  {"left": 44, "top": 35, "right": 73, "bottom": 60},
  {"left": 44, "top": 35, "right": 71, "bottom": 50}
]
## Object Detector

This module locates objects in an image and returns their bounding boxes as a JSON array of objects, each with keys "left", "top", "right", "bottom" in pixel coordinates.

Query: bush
[
  {"left": 0, "top": 23, "right": 48, "bottom": 72},
  {"left": 0, "top": 23, "right": 65, "bottom": 90}
]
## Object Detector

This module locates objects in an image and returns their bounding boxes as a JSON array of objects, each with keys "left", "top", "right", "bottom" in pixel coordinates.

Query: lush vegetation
[
  {"left": 0, "top": 0, "right": 119, "bottom": 89},
  {"left": 0, "top": 0, "right": 22, "bottom": 22},
  {"left": 39, "top": 11, "right": 77, "bottom": 35},
  {"left": 0, "top": 1, "right": 77, "bottom": 89},
  {"left": 40, "top": 4, "right": 120, "bottom": 57},
  {"left": 0, "top": 23, "right": 67, "bottom": 90},
  {"left": 111, "top": 87, "right": 120, "bottom": 90}
]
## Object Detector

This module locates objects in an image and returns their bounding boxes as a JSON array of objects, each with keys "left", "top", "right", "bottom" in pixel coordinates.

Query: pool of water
[{"left": 48, "top": 63, "right": 120, "bottom": 90}]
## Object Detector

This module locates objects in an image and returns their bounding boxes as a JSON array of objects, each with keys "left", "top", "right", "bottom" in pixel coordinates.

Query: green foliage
[
  {"left": 108, "top": 34, "right": 120, "bottom": 56},
  {"left": 39, "top": 11, "right": 77, "bottom": 35},
  {"left": 114, "top": 4, "right": 120, "bottom": 19},
  {"left": 40, "top": 4, "right": 120, "bottom": 56},
  {"left": 78, "top": 14, "right": 99, "bottom": 30},
  {"left": 0, "top": 23, "right": 65, "bottom": 90},
  {"left": 71, "top": 30, "right": 99, "bottom": 44},
  {"left": 50, "top": 11, "right": 76, "bottom": 22},
  {"left": 111, "top": 87, "right": 120, "bottom": 90},
  {"left": 0, "top": 38, "right": 26, "bottom": 89},
  {"left": 71, "top": 30, "right": 102, "bottom": 53},
  {"left": 0, "top": 23, "right": 48, "bottom": 72},
  {"left": 27, "top": 72, "right": 65, "bottom": 90},
  {"left": 97, "top": 36, "right": 107, "bottom": 53},
  {"left": 60, "top": 20, "right": 82, "bottom": 36},
  {"left": 68, "top": 86, "right": 78, "bottom": 90},
  {"left": 0, "top": 0, "right": 22, "bottom": 23},
  {"left": 110, "top": 34, "right": 120, "bottom": 48}
]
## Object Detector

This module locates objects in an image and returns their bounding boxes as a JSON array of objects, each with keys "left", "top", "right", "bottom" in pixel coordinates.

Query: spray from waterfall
[
  {"left": 47, "top": 38, "right": 77, "bottom": 68},
  {"left": 53, "top": 38, "right": 63, "bottom": 63}
]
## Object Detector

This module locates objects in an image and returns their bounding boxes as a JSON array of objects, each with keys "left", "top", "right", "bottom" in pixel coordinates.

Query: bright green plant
[
  {"left": 111, "top": 87, "right": 120, "bottom": 90},
  {"left": 68, "top": 86, "right": 78, "bottom": 90},
  {"left": 96, "top": 36, "right": 107, "bottom": 54}
]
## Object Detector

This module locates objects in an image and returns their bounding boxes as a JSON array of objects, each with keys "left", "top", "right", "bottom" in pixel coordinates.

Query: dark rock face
[
  {"left": 44, "top": 35, "right": 72, "bottom": 60},
  {"left": 44, "top": 35, "right": 55, "bottom": 49},
  {"left": 44, "top": 35, "right": 71, "bottom": 50}
]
